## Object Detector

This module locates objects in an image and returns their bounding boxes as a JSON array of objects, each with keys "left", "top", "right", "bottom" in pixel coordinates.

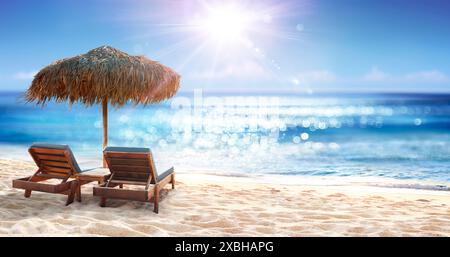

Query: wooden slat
[
  {"left": 35, "top": 154, "right": 68, "bottom": 162},
  {"left": 12, "top": 178, "right": 72, "bottom": 193},
  {"left": 110, "top": 179, "right": 147, "bottom": 186},
  {"left": 105, "top": 152, "right": 148, "bottom": 159},
  {"left": 40, "top": 160, "right": 71, "bottom": 168},
  {"left": 36, "top": 173, "right": 68, "bottom": 179},
  {"left": 93, "top": 186, "right": 149, "bottom": 201},
  {"left": 108, "top": 158, "right": 149, "bottom": 167},
  {"left": 17, "top": 175, "right": 49, "bottom": 183},
  {"left": 76, "top": 173, "right": 110, "bottom": 183},
  {"left": 42, "top": 165, "right": 71, "bottom": 174},
  {"left": 31, "top": 148, "right": 65, "bottom": 155},
  {"left": 113, "top": 175, "right": 148, "bottom": 182},
  {"left": 109, "top": 165, "right": 149, "bottom": 173},
  {"left": 112, "top": 171, "right": 150, "bottom": 177}
]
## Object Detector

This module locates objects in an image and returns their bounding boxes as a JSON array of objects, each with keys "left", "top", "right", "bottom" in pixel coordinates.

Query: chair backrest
[
  {"left": 103, "top": 147, "right": 158, "bottom": 184},
  {"left": 29, "top": 143, "right": 82, "bottom": 178}
]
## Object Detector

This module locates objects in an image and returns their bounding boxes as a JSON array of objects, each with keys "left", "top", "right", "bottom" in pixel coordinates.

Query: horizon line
[{"left": 0, "top": 88, "right": 449, "bottom": 96}]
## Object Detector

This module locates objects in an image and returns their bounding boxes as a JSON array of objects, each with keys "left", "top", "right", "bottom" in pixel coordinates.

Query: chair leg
[
  {"left": 76, "top": 184, "right": 82, "bottom": 202},
  {"left": 100, "top": 197, "right": 106, "bottom": 207},
  {"left": 24, "top": 189, "right": 32, "bottom": 198},
  {"left": 66, "top": 182, "right": 77, "bottom": 206},
  {"left": 171, "top": 174, "right": 175, "bottom": 189},
  {"left": 153, "top": 186, "right": 159, "bottom": 213}
]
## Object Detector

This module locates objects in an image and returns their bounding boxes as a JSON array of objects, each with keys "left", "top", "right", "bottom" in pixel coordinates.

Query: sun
[{"left": 196, "top": 5, "right": 253, "bottom": 44}]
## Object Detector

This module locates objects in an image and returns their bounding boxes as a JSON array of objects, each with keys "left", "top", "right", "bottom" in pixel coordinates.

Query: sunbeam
[{"left": 120, "top": 0, "right": 306, "bottom": 84}]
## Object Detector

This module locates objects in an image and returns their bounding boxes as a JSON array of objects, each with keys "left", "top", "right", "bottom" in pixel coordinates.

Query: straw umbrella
[{"left": 25, "top": 45, "right": 181, "bottom": 167}]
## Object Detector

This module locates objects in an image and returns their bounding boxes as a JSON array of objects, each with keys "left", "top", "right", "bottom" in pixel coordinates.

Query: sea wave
[{"left": 1, "top": 92, "right": 450, "bottom": 182}]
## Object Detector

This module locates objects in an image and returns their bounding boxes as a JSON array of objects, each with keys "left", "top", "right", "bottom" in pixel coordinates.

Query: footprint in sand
[
  {"left": 52, "top": 218, "right": 87, "bottom": 226},
  {"left": 0, "top": 221, "right": 16, "bottom": 228},
  {"left": 83, "top": 223, "right": 143, "bottom": 236},
  {"left": 197, "top": 218, "right": 235, "bottom": 229},
  {"left": 287, "top": 225, "right": 305, "bottom": 231},
  {"left": 254, "top": 226, "right": 274, "bottom": 234},
  {"left": 316, "top": 223, "right": 336, "bottom": 231},
  {"left": 131, "top": 224, "right": 166, "bottom": 236},
  {"left": 173, "top": 202, "right": 193, "bottom": 208},
  {"left": 419, "top": 225, "right": 441, "bottom": 231},
  {"left": 3, "top": 203, "right": 26, "bottom": 210},
  {"left": 327, "top": 193, "right": 347, "bottom": 198},
  {"left": 223, "top": 227, "right": 242, "bottom": 234},
  {"left": 379, "top": 230, "right": 394, "bottom": 236},
  {"left": 346, "top": 226, "right": 365, "bottom": 234},
  {"left": 330, "top": 214, "right": 355, "bottom": 219},
  {"left": 355, "top": 212, "right": 373, "bottom": 218},
  {"left": 184, "top": 214, "right": 202, "bottom": 222}
]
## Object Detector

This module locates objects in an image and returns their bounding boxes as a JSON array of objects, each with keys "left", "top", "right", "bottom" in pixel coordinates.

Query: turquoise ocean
[{"left": 1, "top": 91, "right": 449, "bottom": 183}]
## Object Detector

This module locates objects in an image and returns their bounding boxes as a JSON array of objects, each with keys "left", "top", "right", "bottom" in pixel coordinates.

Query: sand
[{"left": 0, "top": 158, "right": 449, "bottom": 236}]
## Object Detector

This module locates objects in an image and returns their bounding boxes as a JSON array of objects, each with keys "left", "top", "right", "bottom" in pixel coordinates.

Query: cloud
[
  {"left": 361, "top": 67, "right": 449, "bottom": 84},
  {"left": 294, "top": 70, "right": 336, "bottom": 84},
  {"left": 404, "top": 70, "right": 449, "bottom": 83},
  {"left": 362, "top": 67, "right": 390, "bottom": 82},
  {"left": 13, "top": 70, "right": 37, "bottom": 80},
  {"left": 188, "top": 61, "right": 272, "bottom": 80}
]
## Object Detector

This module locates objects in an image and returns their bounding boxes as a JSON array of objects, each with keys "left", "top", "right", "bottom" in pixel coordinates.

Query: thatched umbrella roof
[
  {"left": 25, "top": 45, "right": 181, "bottom": 167},
  {"left": 26, "top": 45, "right": 180, "bottom": 107}
]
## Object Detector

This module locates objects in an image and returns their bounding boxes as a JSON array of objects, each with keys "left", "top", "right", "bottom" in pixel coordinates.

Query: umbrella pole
[{"left": 102, "top": 98, "right": 108, "bottom": 168}]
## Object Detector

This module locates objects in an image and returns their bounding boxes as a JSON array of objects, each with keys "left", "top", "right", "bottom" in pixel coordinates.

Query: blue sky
[{"left": 1, "top": 0, "right": 450, "bottom": 93}]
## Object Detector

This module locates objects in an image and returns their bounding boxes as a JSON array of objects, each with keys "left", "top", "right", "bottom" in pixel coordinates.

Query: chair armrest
[
  {"left": 79, "top": 167, "right": 102, "bottom": 173},
  {"left": 157, "top": 167, "right": 174, "bottom": 182}
]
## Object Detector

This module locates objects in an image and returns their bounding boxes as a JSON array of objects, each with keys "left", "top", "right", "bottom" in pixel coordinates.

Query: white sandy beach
[{"left": 0, "top": 158, "right": 449, "bottom": 236}]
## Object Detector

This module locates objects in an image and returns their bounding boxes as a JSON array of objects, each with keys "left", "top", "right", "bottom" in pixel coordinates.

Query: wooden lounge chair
[
  {"left": 93, "top": 147, "right": 175, "bottom": 213},
  {"left": 12, "top": 143, "right": 88, "bottom": 205}
]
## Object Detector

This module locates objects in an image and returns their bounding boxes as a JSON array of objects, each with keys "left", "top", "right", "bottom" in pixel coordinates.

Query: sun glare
[
  {"left": 197, "top": 5, "right": 252, "bottom": 44},
  {"left": 150, "top": 1, "right": 301, "bottom": 80}
]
